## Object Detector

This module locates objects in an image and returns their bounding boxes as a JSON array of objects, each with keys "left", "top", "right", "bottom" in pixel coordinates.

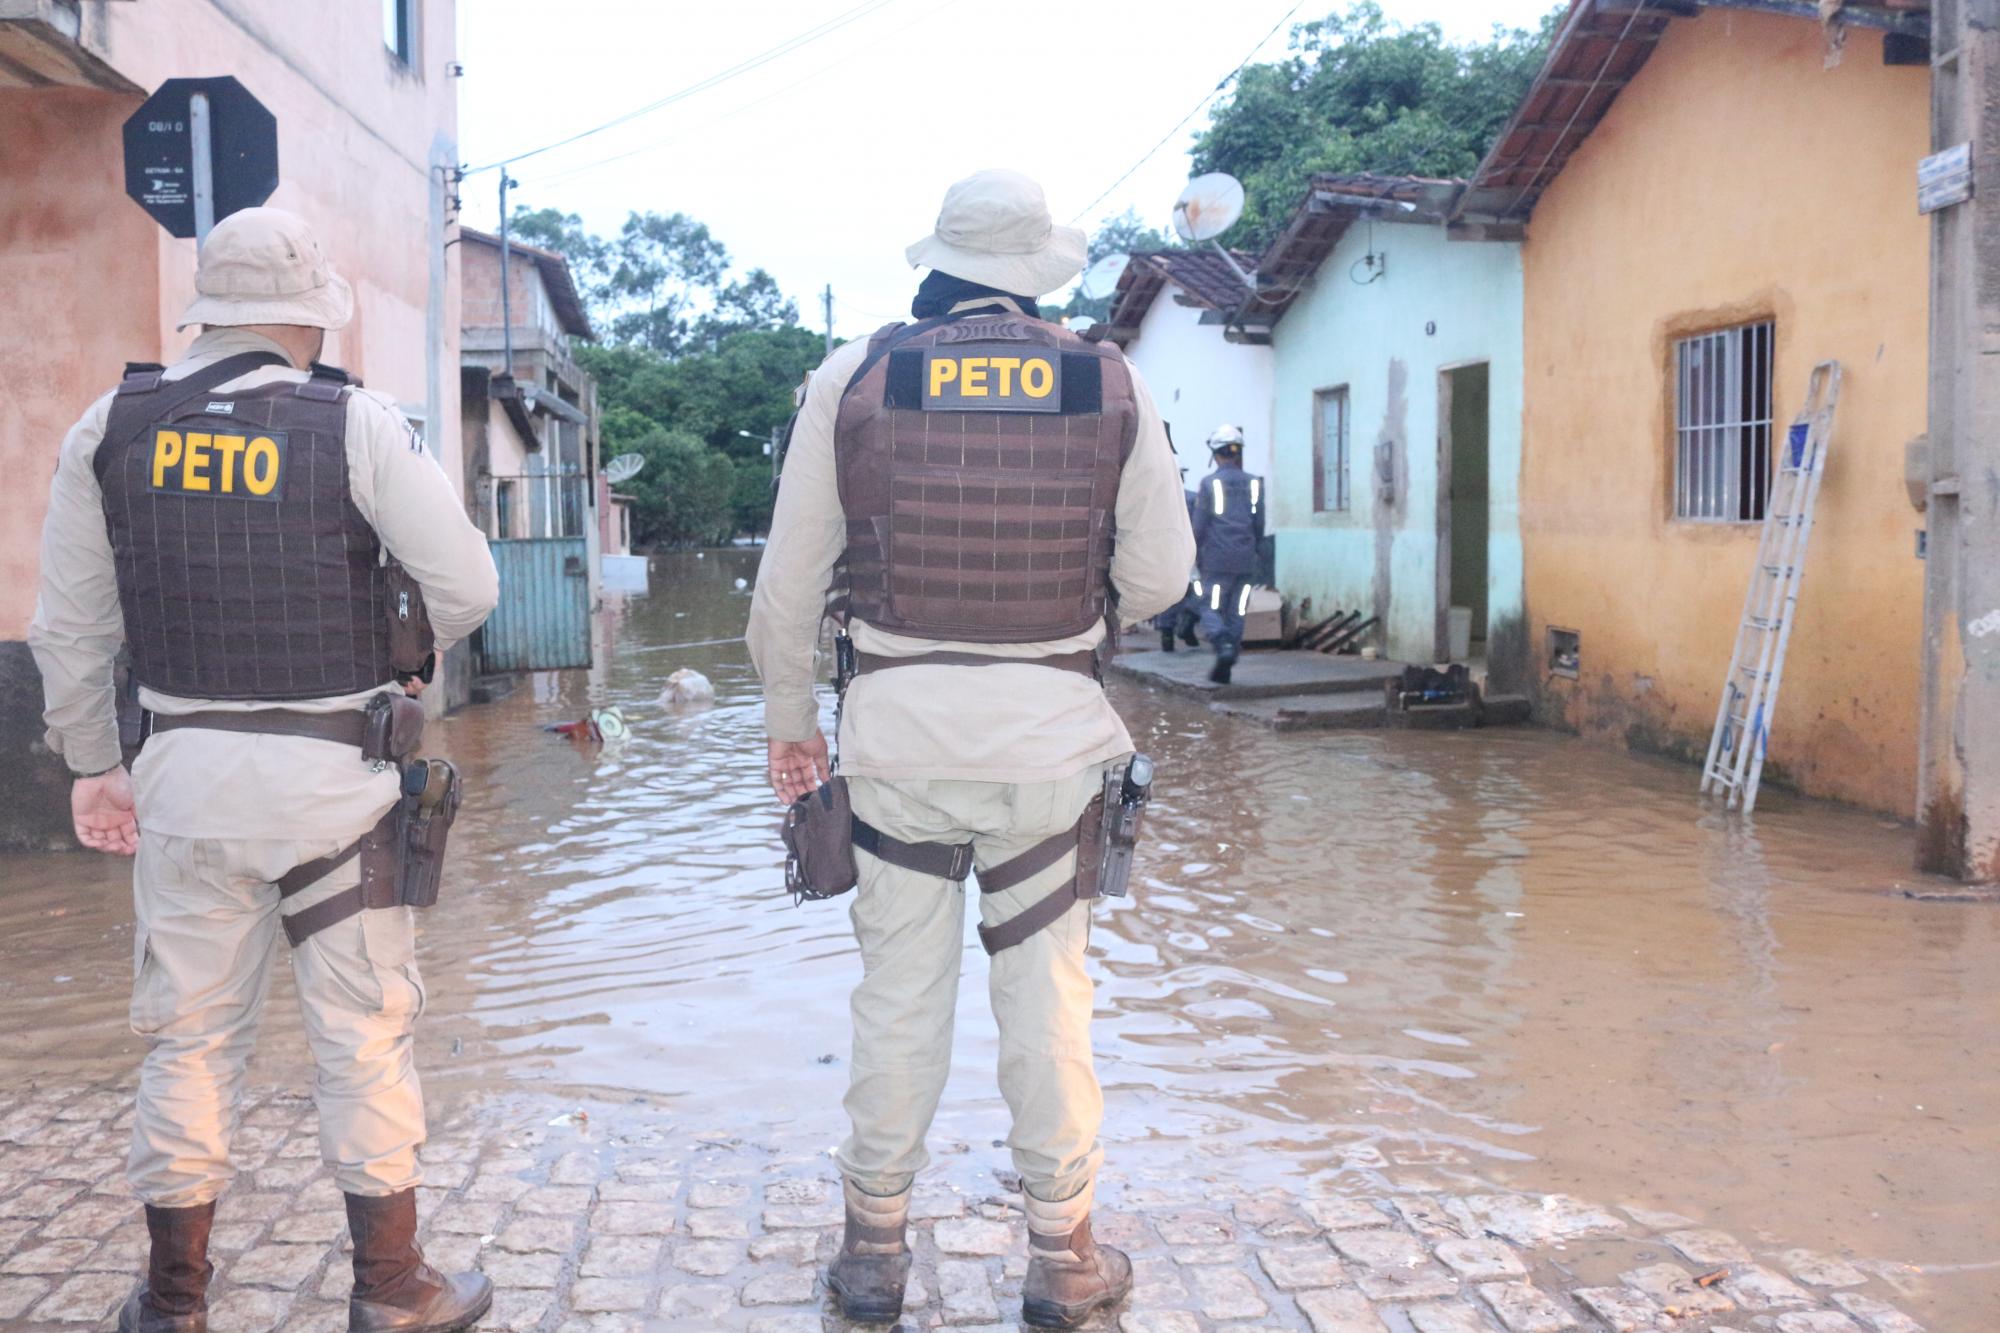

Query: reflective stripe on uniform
[
  {"left": 1210, "top": 584, "right": 1222, "bottom": 610},
  {"left": 1249, "top": 478, "right": 1261, "bottom": 511},
  {"left": 1211, "top": 478, "right": 1226, "bottom": 515},
  {"left": 1237, "top": 583, "right": 1253, "bottom": 615}
]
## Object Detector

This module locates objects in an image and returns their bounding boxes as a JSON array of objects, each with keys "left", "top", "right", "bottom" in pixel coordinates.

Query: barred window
[
  {"left": 1313, "top": 385, "right": 1350, "bottom": 513},
  {"left": 1675, "top": 320, "right": 1774, "bottom": 522}
]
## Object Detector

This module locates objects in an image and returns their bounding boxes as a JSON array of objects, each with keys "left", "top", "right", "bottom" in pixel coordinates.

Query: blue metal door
[{"left": 484, "top": 538, "right": 592, "bottom": 671}]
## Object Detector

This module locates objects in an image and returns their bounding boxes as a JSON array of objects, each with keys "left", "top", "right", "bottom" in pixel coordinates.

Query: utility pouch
[
  {"left": 783, "top": 776, "right": 859, "bottom": 904},
  {"left": 396, "top": 758, "right": 460, "bottom": 910},
  {"left": 384, "top": 560, "right": 436, "bottom": 682},
  {"left": 361, "top": 693, "right": 427, "bottom": 766}
]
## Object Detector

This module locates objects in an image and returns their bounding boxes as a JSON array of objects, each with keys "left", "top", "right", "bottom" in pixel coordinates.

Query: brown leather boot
[
  {"left": 117, "top": 1202, "right": 215, "bottom": 1333},
  {"left": 824, "top": 1180, "right": 912, "bottom": 1324},
  {"left": 344, "top": 1190, "right": 492, "bottom": 1332},
  {"left": 1021, "top": 1185, "right": 1132, "bottom": 1329}
]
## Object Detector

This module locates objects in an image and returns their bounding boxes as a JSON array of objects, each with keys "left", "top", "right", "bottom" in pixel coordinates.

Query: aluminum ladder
[{"left": 1700, "top": 360, "right": 1842, "bottom": 813}]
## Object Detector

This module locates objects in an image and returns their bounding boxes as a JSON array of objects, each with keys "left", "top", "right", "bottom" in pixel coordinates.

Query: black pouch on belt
[
  {"left": 361, "top": 692, "right": 428, "bottom": 766},
  {"left": 395, "top": 758, "right": 461, "bottom": 909},
  {"left": 782, "top": 777, "right": 859, "bottom": 904}
]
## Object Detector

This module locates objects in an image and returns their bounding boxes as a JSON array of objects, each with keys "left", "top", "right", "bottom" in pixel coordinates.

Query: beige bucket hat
[
  {"left": 904, "top": 169, "right": 1087, "bottom": 297},
  {"left": 177, "top": 207, "right": 354, "bottom": 331}
]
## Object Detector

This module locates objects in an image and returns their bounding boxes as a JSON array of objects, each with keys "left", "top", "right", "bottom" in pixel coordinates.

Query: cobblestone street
[{"left": 0, "top": 1080, "right": 1933, "bottom": 1333}]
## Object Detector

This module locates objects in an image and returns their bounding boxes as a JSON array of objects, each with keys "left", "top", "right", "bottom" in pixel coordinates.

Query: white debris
[{"left": 659, "top": 667, "right": 716, "bottom": 706}]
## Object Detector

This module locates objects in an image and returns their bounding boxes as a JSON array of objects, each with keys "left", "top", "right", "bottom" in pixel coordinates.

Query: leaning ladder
[{"left": 1700, "top": 360, "right": 1842, "bottom": 813}]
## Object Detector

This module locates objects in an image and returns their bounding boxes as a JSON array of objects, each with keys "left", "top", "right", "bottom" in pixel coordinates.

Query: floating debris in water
[{"left": 660, "top": 668, "right": 715, "bottom": 706}]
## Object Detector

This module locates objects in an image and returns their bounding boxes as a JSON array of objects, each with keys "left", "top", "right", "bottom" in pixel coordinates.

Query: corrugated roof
[
  {"left": 1455, "top": 0, "right": 1932, "bottom": 226},
  {"left": 461, "top": 227, "right": 596, "bottom": 341},
  {"left": 1102, "top": 248, "right": 1257, "bottom": 343}
]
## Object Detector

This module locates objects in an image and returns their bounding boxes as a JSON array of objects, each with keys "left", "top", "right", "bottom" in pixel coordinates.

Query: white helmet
[{"left": 1208, "top": 423, "right": 1245, "bottom": 451}]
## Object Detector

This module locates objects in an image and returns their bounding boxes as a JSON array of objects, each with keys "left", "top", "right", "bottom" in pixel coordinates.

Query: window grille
[{"left": 1675, "top": 320, "right": 1774, "bottom": 522}]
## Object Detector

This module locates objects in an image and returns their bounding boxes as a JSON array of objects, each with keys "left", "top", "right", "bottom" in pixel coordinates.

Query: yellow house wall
[{"left": 1521, "top": 12, "right": 1929, "bottom": 815}]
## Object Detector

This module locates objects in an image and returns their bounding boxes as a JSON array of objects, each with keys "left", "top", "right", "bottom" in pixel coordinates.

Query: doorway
[{"left": 1437, "top": 362, "right": 1490, "bottom": 662}]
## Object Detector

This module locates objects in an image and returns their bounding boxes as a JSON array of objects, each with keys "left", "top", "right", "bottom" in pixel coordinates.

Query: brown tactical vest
[
  {"left": 94, "top": 354, "right": 395, "bottom": 701},
  {"left": 832, "top": 312, "right": 1137, "bottom": 644}
]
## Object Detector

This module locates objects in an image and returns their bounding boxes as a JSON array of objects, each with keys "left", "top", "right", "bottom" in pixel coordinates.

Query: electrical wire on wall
[{"left": 1349, "top": 216, "right": 1385, "bottom": 285}]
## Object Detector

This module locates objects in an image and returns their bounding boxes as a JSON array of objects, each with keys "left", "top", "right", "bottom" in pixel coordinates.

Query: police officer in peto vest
[
  {"left": 748, "top": 171, "right": 1195, "bottom": 1328},
  {"left": 1192, "top": 424, "right": 1266, "bottom": 685},
  {"left": 28, "top": 209, "right": 499, "bottom": 1333}
]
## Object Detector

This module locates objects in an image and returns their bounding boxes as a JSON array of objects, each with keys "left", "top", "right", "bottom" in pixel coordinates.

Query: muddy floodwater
[{"left": 1, "top": 548, "right": 1995, "bottom": 1326}]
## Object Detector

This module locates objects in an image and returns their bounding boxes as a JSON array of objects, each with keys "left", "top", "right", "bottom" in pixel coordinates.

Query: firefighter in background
[
  {"left": 29, "top": 208, "right": 498, "bottom": 1333},
  {"left": 748, "top": 169, "right": 1194, "bottom": 1329},
  {"left": 1192, "top": 424, "right": 1265, "bottom": 684}
]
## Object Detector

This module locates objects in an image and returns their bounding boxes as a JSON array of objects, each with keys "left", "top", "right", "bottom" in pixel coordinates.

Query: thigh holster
[{"left": 849, "top": 794, "right": 1106, "bottom": 957}]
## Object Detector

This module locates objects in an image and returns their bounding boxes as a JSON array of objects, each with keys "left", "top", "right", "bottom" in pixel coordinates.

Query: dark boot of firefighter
[
  {"left": 749, "top": 170, "right": 1195, "bottom": 1327},
  {"left": 1192, "top": 424, "right": 1266, "bottom": 685},
  {"left": 30, "top": 208, "right": 500, "bottom": 1333}
]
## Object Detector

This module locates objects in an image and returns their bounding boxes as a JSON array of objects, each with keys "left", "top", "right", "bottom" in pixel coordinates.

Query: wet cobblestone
[{"left": 0, "top": 1080, "right": 1938, "bottom": 1332}]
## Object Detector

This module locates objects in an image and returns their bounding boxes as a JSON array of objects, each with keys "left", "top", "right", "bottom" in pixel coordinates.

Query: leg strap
[
  {"left": 850, "top": 817, "right": 974, "bottom": 881},
  {"left": 977, "top": 875, "right": 1086, "bottom": 956},
  {"left": 276, "top": 808, "right": 400, "bottom": 947}
]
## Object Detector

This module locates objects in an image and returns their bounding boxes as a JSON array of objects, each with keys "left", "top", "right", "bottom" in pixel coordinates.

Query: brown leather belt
[
  {"left": 853, "top": 649, "right": 1098, "bottom": 679},
  {"left": 144, "top": 709, "right": 369, "bottom": 747}
]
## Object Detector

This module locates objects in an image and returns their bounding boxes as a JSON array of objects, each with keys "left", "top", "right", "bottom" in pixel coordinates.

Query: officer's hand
[
  {"left": 72, "top": 767, "right": 139, "bottom": 856},
  {"left": 402, "top": 652, "right": 437, "bottom": 698},
  {"left": 767, "top": 734, "right": 829, "bottom": 805}
]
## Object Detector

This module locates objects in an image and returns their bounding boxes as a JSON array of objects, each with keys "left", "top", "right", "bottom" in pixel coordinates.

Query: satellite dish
[
  {"left": 605, "top": 453, "right": 645, "bottom": 484},
  {"left": 1173, "top": 172, "right": 1245, "bottom": 243},
  {"left": 1078, "top": 252, "right": 1130, "bottom": 301},
  {"left": 1064, "top": 315, "right": 1098, "bottom": 333}
]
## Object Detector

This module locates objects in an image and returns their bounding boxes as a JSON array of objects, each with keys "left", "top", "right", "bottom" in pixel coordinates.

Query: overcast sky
[{"left": 456, "top": 0, "right": 1560, "bottom": 340}]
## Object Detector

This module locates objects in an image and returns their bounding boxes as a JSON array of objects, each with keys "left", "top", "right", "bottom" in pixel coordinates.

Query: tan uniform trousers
[
  {"left": 129, "top": 833, "right": 426, "bottom": 1207},
  {"left": 837, "top": 762, "right": 1114, "bottom": 1205}
]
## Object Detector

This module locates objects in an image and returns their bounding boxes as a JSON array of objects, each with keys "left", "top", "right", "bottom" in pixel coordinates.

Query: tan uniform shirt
[
  {"left": 29, "top": 328, "right": 500, "bottom": 842},
  {"left": 747, "top": 300, "right": 1196, "bottom": 784}
]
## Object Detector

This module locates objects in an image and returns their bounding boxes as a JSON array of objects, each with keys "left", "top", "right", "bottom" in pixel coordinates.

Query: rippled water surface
[{"left": 2, "top": 548, "right": 1995, "bottom": 1324}]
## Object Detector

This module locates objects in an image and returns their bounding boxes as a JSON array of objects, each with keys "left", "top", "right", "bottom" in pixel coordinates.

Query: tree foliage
[
  {"left": 509, "top": 205, "right": 817, "bottom": 545},
  {"left": 1192, "top": 2, "right": 1561, "bottom": 249}
]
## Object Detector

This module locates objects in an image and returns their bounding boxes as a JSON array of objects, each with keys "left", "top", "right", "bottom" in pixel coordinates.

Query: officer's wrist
[{"left": 71, "top": 762, "right": 123, "bottom": 780}]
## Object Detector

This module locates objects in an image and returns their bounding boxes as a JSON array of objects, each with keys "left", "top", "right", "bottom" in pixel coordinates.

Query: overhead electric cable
[
  {"left": 1066, "top": 0, "right": 1307, "bottom": 227},
  {"left": 527, "top": 0, "right": 971, "bottom": 190},
  {"left": 463, "top": 0, "right": 898, "bottom": 175}
]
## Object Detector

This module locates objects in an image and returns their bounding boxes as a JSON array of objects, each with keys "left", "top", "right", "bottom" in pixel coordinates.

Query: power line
[
  {"left": 463, "top": 0, "right": 898, "bottom": 175},
  {"left": 527, "top": 0, "right": 971, "bottom": 191},
  {"left": 1065, "top": 0, "right": 1307, "bottom": 228}
]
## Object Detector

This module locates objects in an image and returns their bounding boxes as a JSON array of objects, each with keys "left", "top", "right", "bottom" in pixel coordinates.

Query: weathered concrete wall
[
  {"left": 1124, "top": 279, "right": 1276, "bottom": 480},
  {"left": 0, "top": 0, "right": 461, "bottom": 848},
  {"left": 1518, "top": 13, "right": 1928, "bottom": 814},
  {"left": 1269, "top": 220, "right": 1525, "bottom": 672}
]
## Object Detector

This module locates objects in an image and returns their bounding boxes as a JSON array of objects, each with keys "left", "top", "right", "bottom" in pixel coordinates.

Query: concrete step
[
  {"left": 1213, "top": 692, "right": 1389, "bottom": 732},
  {"left": 1111, "top": 648, "right": 1406, "bottom": 702}
]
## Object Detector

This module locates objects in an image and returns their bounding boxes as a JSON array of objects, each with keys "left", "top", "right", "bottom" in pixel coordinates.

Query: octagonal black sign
[{"left": 123, "top": 76, "right": 279, "bottom": 239}]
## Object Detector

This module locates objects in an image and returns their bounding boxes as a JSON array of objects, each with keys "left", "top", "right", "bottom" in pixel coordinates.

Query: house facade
[
  {"left": 1102, "top": 251, "right": 1275, "bottom": 482},
  {"left": 0, "top": 0, "right": 460, "bottom": 849},
  {"left": 1458, "top": 2, "right": 1930, "bottom": 814},
  {"left": 1257, "top": 177, "right": 1527, "bottom": 681}
]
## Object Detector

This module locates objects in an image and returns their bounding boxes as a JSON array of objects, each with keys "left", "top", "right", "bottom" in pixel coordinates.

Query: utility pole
[
  {"left": 823, "top": 283, "right": 834, "bottom": 358},
  {"left": 1918, "top": 0, "right": 2000, "bottom": 883},
  {"left": 498, "top": 170, "right": 518, "bottom": 376}
]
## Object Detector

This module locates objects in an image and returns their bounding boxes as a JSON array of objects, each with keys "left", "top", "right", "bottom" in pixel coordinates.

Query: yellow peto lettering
[
  {"left": 959, "top": 356, "right": 988, "bottom": 396},
  {"left": 152, "top": 431, "right": 183, "bottom": 488},
  {"left": 212, "top": 435, "right": 247, "bottom": 492},
  {"left": 181, "top": 432, "right": 212, "bottom": 491},
  {"left": 929, "top": 357, "right": 958, "bottom": 396},
  {"left": 989, "top": 356, "right": 1020, "bottom": 396},
  {"left": 1022, "top": 357, "right": 1054, "bottom": 398},
  {"left": 244, "top": 437, "right": 280, "bottom": 496}
]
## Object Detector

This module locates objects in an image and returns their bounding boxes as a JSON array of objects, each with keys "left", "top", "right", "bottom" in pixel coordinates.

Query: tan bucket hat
[
  {"left": 177, "top": 207, "right": 354, "bottom": 331},
  {"left": 904, "top": 169, "right": 1087, "bottom": 297}
]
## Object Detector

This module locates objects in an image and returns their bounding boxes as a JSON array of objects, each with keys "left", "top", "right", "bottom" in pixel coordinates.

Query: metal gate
[{"left": 483, "top": 538, "right": 592, "bottom": 671}]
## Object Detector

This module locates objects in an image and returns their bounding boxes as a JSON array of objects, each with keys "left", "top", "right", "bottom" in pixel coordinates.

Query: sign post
[{"left": 122, "top": 76, "right": 278, "bottom": 244}]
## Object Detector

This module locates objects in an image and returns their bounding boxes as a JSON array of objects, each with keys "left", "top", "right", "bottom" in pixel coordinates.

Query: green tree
[
  {"left": 620, "top": 428, "right": 739, "bottom": 547},
  {"left": 1192, "top": 2, "right": 1561, "bottom": 248}
]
